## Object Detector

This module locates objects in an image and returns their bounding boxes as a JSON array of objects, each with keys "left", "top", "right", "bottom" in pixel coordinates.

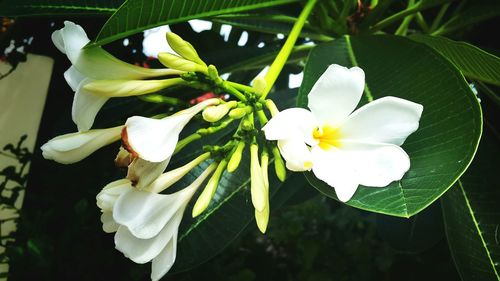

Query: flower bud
[
  {"left": 158, "top": 52, "right": 208, "bottom": 73},
  {"left": 228, "top": 105, "right": 252, "bottom": 119},
  {"left": 265, "top": 100, "right": 280, "bottom": 117},
  {"left": 166, "top": 32, "right": 206, "bottom": 67},
  {"left": 192, "top": 161, "right": 227, "bottom": 217},
  {"left": 250, "top": 144, "right": 267, "bottom": 212},
  {"left": 227, "top": 142, "right": 245, "bottom": 173},
  {"left": 252, "top": 77, "right": 267, "bottom": 96},
  {"left": 202, "top": 101, "right": 237, "bottom": 122},
  {"left": 261, "top": 149, "right": 269, "bottom": 189},
  {"left": 255, "top": 201, "right": 269, "bottom": 233},
  {"left": 272, "top": 146, "right": 286, "bottom": 182}
]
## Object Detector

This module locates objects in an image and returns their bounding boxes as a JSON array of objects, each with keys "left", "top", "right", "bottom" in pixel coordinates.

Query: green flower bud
[
  {"left": 252, "top": 77, "right": 267, "bottom": 96},
  {"left": 261, "top": 149, "right": 269, "bottom": 189},
  {"left": 272, "top": 146, "right": 286, "bottom": 182},
  {"left": 158, "top": 52, "right": 207, "bottom": 73},
  {"left": 192, "top": 160, "right": 228, "bottom": 217},
  {"left": 227, "top": 142, "right": 245, "bottom": 172},
  {"left": 202, "top": 101, "right": 237, "bottom": 122},
  {"left": 166, "top": 32, "right": 206, "bottom": 66},
  {"left": 228, "top": 105, "right": 252, "bottom": 119},
  {"left": 250, "top": 144, "right": 268, "bottom": 213},
  {"left": 265, "top": 99, "right": 280, "bottom": 116}
]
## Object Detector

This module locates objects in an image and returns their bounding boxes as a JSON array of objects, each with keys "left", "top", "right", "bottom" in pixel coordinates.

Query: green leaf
[
  {"left": 212, "top": 13, "right": 332, "bottom": 41},
  {"left": 432, "top": 4, "right": 500, "bottom": 36},
  {"left": 441, "top": 129, "right": 500, "bottom": 281},
  {"left": 297, "top": 35, "right": 482, "bottom": 217},
  {"left": 410, "top": 35, "right": 500, "bottom": 86},
  {"left": 170, "top": 89, "right": 301, "bottom": 272},
  {"left": 92, "top": 0, "right": 300, "bottom": 46},
  {"left": 0, "top": 0, "right": 122, "bottom": 16}
]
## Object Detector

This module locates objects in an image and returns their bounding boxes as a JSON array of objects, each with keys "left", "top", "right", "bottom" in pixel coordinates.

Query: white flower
[
  {"left": 123, "top": 98, "right": 220, "bottom": 163},
  {"left": 96, "top": 165, "right": 215, "bottom": 281},
  {"left": 41, "top": 125, "right": 123, "bottom": 164},
  {"left": 263, "top": 64, "right": 423, "bottom": 202},
  {"left": 53, "top": 21, "right": 183, "bottom": 131}
]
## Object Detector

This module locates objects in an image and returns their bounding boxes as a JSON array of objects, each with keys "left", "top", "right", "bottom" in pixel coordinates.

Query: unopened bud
[
  {"left": 261, "top": 150, "right": 269, "bottom": 189},
  {"left": 255, "top": 201, "right": 269, "bottom": 233},
  {"left": 202, "top": 101, "right": 237, "bottom": 122},
  {"left": 272, "top": 146, "right": 286, "bottom": 182},
  {"left": 252, "top": 77, "right": 267, "bottom": 96},
  {"left": 265, "top": 100, "right": 280, "bottom": 116},
  {"left": 250, "top": 144, "right": 267, "bottom": 212},
  {"left": 229, "top": 105, "right": 252, "bottom": 119},
  {"left": 158, "top": 52, "right": 208, "bottom": 73},
  {"left": 192, "top": 160, "right": 228, "bottom": 217},
  {"left": 227, "top": 142, "right": 245, "bottom": 172},
  {"left": 166, "top": 32, "right": 206, "bottom": 66}
]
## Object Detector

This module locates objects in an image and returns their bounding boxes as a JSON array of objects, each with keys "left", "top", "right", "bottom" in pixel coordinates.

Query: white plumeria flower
[
  {"left": 96, "top": 165, "right": 215, "bottom": 281},
  {"left": 263, "top": 64, "right": 423, "bottom": 202},
  {"left": 123, "top": 98, "right": 220, "bottom": 163},
  {"left": 53, "top": 21, "right": 183, "bottom": 131},
  {"left": 41, "top": 125, "right": 123, "bottom": 164}
]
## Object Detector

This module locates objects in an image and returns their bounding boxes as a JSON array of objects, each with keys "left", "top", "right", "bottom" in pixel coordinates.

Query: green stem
[
  {"left": 430, "top": 3, "right": 450, "bottom": 32},
  {"left": 220, "top": 81, "right": 247, "bottom": 101},
  {"left": 395, "top": 0, "right": 415, "bottom": 36},
  {"left": 261, "top": 0, "right": 318, "bottom": 99},
  {"left": 256, "top": 109, "right": 269, "bottom": 126},
  {"left": 226, "top": 81, "right": 255, "bottom": 94},
  {"left": 370, "top": 1, "right": 426, "bottom": 32}
]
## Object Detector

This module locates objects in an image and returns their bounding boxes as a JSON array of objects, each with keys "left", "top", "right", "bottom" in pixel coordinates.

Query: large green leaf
[
  {"left": 297, "top": 35, "right": 482, "bottom": 217},
  {"left": 92, "top": 0, "right": 300, "bottom": 46},
  {"left": 168, "top": 90, "right": 302, "bottom": 272},
  {"left": 0, "top": 0, "right": 122, "bottom": 16},
  {"left": 441, "top": 129, "right": 500, "bottom": 281},
  {"left": 410, "top": 35, "right": 500, "bottom": 86}
]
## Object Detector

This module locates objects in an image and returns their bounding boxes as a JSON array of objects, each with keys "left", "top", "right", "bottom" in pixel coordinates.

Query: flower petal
[
  {"left": 340, "top": 141, "right": 410, "bottom": 187},
  {"left": 96, "top": 179, "right": 132, "bottom": 211},
  {"left": 64, "top": 66, "right": 86, "bottom": 91},
  {"left": 151, "top": 233, "right": 177, "bottom": 281},
  {"left": 101, "top": 212, "right": 120, "bottom": 233},
  {"left": 340, "top": 97, "right": 423, "bottom": 145},
  {"left": 72, "top": 79, "right": 109, "bottom": 132},
  {"left": 124, "top": 99, "right": 219, "bottom": 162},
  {"left": 127, "top": 157, "right": 171, "bottom": 189},
  {"left": 114, "top": 210, "right": 183, "bottom": 264},
  {"left": 310, "top": 146, "right": 359, "bottom": 202},
  {"left": 277, "top": 139, "right": 313, "bottom": 172},
  {"left": 262, "top": 108, "right": 316, "bottom": 143},
  {"left": 82, "top": 78, "right": 182, "bottom": 97},
  {"left": 307, "top": 64, "right": 365, "bottom": 125}
]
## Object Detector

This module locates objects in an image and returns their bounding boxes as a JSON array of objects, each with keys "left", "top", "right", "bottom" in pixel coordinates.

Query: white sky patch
[
  {"left": 254, "top": 66, "right": 270, "bottom": 81},
  {"left": 220, "top": 24, "right": 232, "bottom": 41},
  {"left": 238, "top": 31, "right": 249, "bottom": 46},
  {"left": 220, "top": 73, "right": 231, "bottom": 80},
  {"left": 189, "top": 20, "right": 212, "bottom": 33},
  {"left": 122, "top": 38, "right": 130, "bottom": 47},
  {"left": 277, "top": 33, "right": 285, "bottom": 39},
  {"left": 289, "top": 72, "right": 304, "bottom": 89},
  {"left": 257, "top": 42, "right": 265, "bottom": 48},
  {"left": 143, "top": 25, "right": 176, "bottom": 58}
]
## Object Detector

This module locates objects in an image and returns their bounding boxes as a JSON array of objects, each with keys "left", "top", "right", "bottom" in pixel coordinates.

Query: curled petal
[
  {"left": 262, "top": 108, "right": 316, "bottom": 143},
  {"left": 307, "top": 64, "right": 365, "bottom": 125},
  {"left": 101, "top": 212, "right": 120, "bottom": 233},
  {"left": 96, "top": 179, "right": 132, "bottom": 211},
  {"left": 72, "top": 78, "right": 109, "bottom": 132},
  {"left": 277, "top": 139, "right": 313, "bottom": 172},
  {"left": 41, "top": 125, "right": 123, "bottom": 164},
  {"left": 340, "top": 96, "right": 423, "bottom": 145},
  {"left": 151, "top": 232, "right": 178, "bottom": 281},
  {"left": 64, "top": 66, "right": 86, "bottom": 91},
  {"left": 124, "top": 98, "right": 219, "bottom": 162},
  {"left": 127, "top": 157, "right": 171, "bottom": 189}
]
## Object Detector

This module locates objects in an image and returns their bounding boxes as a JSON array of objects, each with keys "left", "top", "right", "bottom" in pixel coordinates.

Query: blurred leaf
[
  {"left": 432, "top": 4, "right": 500, "bottom": 36},
  {"left": 441, "top": 129, "right": 500, "bottom": 281},
  {"left": 411, "top": 35, "right": 500, "bottom": 86},
  {"left": 92, "top": 0, "right": 300, "bottom": 46},
  {"left": 297, "top": 35, "right": 482, "bottom": 217},
  {"left": 0, "top": 0, "right": 123, "bottom": 16},
  {"left": 170, "top": 89, "right": 302, "bottom": 273}
]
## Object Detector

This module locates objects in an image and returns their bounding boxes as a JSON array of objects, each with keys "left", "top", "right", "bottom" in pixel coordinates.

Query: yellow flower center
[{"left": 312, "top": 125, "right": 342, "bottom": 150}]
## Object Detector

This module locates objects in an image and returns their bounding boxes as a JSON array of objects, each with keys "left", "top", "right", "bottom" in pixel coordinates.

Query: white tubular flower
[
  {"left": 41, "top": 125, "right": 123, "bottom": 164},
  {"left": 52, "top": 21, "right": 184, "bottom": 131},
  {"left": 97, "top": 165, "right": 215, "bottom": 281},
  {"left": 262, "top": 64, "right": 423, "bottom": 202},
  {"left": 123, "top": 98, "right": 220, "bottom": 163}
]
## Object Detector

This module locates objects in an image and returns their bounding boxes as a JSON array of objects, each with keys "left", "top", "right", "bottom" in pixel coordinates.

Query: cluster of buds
[{"left": 42, "top": 21, "right": 286, "bottom": 280}]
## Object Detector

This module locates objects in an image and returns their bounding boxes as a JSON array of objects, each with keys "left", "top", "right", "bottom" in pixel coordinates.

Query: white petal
[
  {"left": 113, "top": 188, "right": 189, "bottom": 239},
  {"left": 64, "top": 66, "right": 86, "bottom": 91},
  {"left": 151, "top": 233, "right": 177, "bottom": 281},
  {"left": 307, "top": 64, "right": 365, "bottom": 125},
  {"left": 340, "top": 96, "right": 423, "bottom": 145},
  {"left": 262, "top": 108, "right": 316, "bottom": 143},
  {"left": 51, "top": 28, "right": 66, "bottom": 54},
  {"left": 96, "top": 179, "right": 132, "bottom": 211},
  {"left": 72, "top": 79, "right": 109, "bottom": 132},
  {"left": 125, "top": 99, "right": 219, "bottom": 162},
  {"left": 41, "top": 126, "right": 122, "bottom": 164},
  {"left": 82, "top": 78, "right": 181, "bottom": 97},
  {"left": 311, "top": 146, "right": 359, "bottom": 202},
  {"left": 277, "top": 139, "right": 313, "bottom": 172},
  {"left": 339, "top": 141, "right": 410, "bottom": 187},
  {"left": 101, "top": 212, "right": 120, "bottom": 233},
  {"left": 114, "top": 210, "right": 183, "bottom": 264},
  {"left": 57, "top": 21, "right": 90, "bottom": 61},
  {"left": 127, "top": 157, "right": 171, "bottom": 189}
]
